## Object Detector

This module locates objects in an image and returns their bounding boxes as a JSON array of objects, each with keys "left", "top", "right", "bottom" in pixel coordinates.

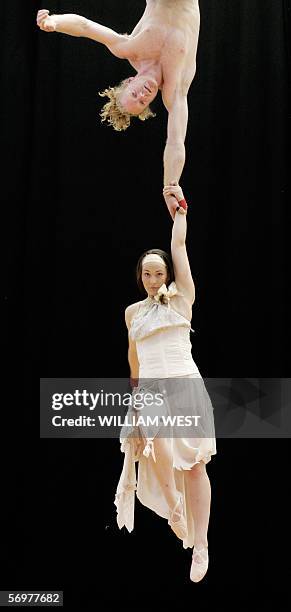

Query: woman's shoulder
[{"left": 125, "top": 299, "right": 147, "bottom": 328}]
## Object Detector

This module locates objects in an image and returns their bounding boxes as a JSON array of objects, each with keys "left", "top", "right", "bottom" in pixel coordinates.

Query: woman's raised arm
[{"left": 163, "top": 185, "right": 195, "bottom": 304}]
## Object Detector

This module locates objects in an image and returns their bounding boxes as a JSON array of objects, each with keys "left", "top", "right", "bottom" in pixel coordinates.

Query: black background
[{"left": 2, "top": 1, "right": 291, "bottom": 610}]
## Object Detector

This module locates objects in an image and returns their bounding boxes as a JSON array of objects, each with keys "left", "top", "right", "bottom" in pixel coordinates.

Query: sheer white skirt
[{"left": 114, "top": 373, "right": 216, "bottom": 549}]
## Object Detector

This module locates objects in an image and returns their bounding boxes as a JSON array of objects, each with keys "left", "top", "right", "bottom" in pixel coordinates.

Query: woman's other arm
[{"left": 125, "top": 306, "right": 140, "bottom": 383}]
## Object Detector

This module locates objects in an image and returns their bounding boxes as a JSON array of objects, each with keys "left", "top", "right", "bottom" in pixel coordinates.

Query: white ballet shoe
[
  {"left": 190, "top": 546, "right": 209, "bottom": 583},
  {"left": 168, "top": 494, "right": 187, "bottom": 540}
]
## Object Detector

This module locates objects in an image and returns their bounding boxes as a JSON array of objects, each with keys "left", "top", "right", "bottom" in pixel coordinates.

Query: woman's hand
[
  {"left": 37, "top": 9, "right": 57, "bottom": 32},
  {"left": 163, "top": 183, "right": 187, "bottom": 219},
  {"left": 163, "top": 192, "right": 178, "bottom": 220}
]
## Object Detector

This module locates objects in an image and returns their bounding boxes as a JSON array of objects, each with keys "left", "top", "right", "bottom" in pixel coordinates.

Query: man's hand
[
  {"left": 163, "top": 184, "right": 184, "bottom": 202},
  {"left": 163, "top": 183, "right": 187, "bottom": 220},
  {"left": 37, "top": 9, "right": 57, "bottom": 32}
]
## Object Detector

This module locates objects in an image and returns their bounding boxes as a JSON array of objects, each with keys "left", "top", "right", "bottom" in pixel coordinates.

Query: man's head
[{"left": 99, "top": 76, "right": 158, "bottom": 131}]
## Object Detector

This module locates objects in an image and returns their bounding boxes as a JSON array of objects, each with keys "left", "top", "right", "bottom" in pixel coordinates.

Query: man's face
[{"left": 118, "top": 76, "right": 158, "bottom": 115}]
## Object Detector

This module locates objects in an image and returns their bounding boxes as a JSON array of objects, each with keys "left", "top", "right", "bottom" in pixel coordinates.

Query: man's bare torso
[{"left": 124, "top": 0, "right": 200, "bottom": 102}]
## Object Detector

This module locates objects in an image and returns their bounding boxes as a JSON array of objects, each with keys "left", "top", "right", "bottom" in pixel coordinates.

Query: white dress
[{"left": 114, "top": 285, "right": 217, "bottom": 549}]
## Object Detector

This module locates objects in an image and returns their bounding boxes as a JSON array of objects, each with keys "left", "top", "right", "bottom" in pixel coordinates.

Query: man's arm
[
  {"left": 36, "top": 10, "right": 129, "bottom": 57},
  {"left": 163, "top": 93, "right": 188, "bottom": 186}
]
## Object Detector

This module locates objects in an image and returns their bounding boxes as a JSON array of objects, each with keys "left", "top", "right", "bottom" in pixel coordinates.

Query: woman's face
[{"left": 141, "top": 261, "right": 168, "bottom": 297}]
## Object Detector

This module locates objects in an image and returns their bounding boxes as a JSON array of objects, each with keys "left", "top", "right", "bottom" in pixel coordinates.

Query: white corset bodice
[{"left": 129, "top": 291, "right": 201, "bottom": 378}]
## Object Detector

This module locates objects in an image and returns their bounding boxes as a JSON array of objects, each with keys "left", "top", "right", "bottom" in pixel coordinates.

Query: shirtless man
[{"left": 37, "top": 1, "right": 200, "bottom": 216}]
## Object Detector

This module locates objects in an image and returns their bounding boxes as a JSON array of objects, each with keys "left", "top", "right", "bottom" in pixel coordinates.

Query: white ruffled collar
[
  {"left": 145, "top": 281, "right": 182, "bottom": 308},
  {"left": 129, "top": 281, "right": 194, "bottom": 340}
]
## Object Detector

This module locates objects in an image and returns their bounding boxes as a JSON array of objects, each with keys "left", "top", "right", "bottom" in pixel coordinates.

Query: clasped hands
[{"left": 163, "top": 183, "right": 187, "bottom": 221}]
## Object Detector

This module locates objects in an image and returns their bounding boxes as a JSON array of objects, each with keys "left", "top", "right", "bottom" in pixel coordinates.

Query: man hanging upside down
[{"left": 37, "top": 1, "right": 200, "bottom": 213}]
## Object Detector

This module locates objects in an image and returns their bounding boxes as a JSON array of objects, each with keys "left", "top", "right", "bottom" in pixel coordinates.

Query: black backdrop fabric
[{"left": 1, "top": 1, "right": 291, "bottom": 610}]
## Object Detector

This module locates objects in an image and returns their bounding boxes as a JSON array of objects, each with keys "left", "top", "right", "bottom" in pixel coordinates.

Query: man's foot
[
  {"left": 190, "top": 546, "right": 209, "bottom": 583},
  {"left": 168, "top": 494, "right": 187, "bottom": 540}
]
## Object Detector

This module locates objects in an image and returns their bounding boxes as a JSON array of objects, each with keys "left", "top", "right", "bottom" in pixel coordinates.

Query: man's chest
[{"left": 129, "top": 25, "right": 194, "bottom": 72}]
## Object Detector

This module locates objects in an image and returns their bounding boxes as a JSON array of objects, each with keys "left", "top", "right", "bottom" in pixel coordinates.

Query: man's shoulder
[{"left": 108, "top": 34, "right": 133, "bottom": 59}]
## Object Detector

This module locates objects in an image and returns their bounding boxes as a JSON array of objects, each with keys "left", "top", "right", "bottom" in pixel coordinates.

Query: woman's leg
[
  {"left": 186, "top": 462, "right": 211, "bottom": 549},
  {"left": 147, "top": 437, "right": 180, "bottom": 511}
]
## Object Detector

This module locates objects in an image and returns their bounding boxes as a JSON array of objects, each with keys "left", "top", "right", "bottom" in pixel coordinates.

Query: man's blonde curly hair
[{"left": 99, "top": 80, "right": 156, "bottom": 131}]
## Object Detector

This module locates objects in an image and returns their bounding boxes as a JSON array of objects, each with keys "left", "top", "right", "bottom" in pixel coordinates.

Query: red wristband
[{"left": 178, "top": 198, "right": 188, "bottom": 210}]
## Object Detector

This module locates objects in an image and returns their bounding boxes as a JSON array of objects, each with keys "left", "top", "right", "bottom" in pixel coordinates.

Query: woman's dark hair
[{"left": 136, "top": 249, "right": 175, "bottom": 295}]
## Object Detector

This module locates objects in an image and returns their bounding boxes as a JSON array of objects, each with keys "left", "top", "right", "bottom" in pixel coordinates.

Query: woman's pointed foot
[{"left": 190, "top": 546, "right": 209, "bottom": 583}]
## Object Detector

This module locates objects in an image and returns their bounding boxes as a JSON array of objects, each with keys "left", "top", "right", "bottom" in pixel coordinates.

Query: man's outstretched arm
[
  {"left": 36, "top": 10, "right": 128, "bottom": 56},
  {"left": 163, "top": 93, "right": 188, "bottom": 186}
]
